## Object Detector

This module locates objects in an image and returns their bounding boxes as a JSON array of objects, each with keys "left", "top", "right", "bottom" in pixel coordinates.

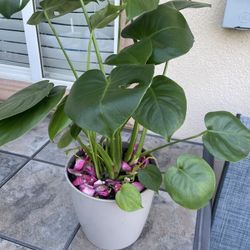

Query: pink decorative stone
[
  {"left": 121, "top": 161, "right": 132, "bottom": 172},
  {"left": 132, "top": 182, "right": 144, "bottom": 192},
  {"left": 79, "top": 184, "right": 95, "bottom": 197},
  {"left": 72, "top": 176, "right": 85, "bottom": 186},
  {"left": 74, "top": 159, "right": 86, "bottom": 171},
  {"left": 82, "top": 174, "right": 97, "bottom": 185},
  {"left": 114, "top": 183, "right": 122, "bottom": 193},
  {"left": 95, "top": 185, "right": 110, "bottom": 197},
  {"left": 84, "top": 165, "right": 96, "bottom": 177}
]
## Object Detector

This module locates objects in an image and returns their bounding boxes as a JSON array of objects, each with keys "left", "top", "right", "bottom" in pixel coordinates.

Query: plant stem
[
  {"left": 87, "top": 131, "right": 101, "bottom": 179},
  {"left": 44, "top": 11, "right": 78, "bottom": 80},
  {"left": 124, "top": 121, "right": 139, "bottom": 162},
  {"left": 141, "top": 131, "right": 207, "bottom": 156},
  {"left": 131, "top": 127, "right": 147, "bottom": 163},
  {"left": 86, "top": 33, "right": 92, "bottom": 71},
  {"left": 79, "top": 0, "right": 105, "bottom": 74},
  {"left": 163, "top": 62, "right": 168, "bottom": 76}
]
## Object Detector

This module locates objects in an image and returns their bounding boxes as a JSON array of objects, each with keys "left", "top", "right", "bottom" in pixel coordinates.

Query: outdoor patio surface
[{"left": 0, "top": 118, "right": 203, "bottom": 250}]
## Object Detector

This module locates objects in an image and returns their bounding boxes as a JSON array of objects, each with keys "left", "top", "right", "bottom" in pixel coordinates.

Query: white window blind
[
  {"left": 0, "top": 12, "right": 29, "bottom": 68},
  {"left": 35, "top": 1, "right": 115, "bottom": 82}
]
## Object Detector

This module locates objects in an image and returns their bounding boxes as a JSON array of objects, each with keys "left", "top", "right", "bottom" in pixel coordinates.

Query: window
[{"left": 0, "top": 0, "right": 118, "bottom": 85}]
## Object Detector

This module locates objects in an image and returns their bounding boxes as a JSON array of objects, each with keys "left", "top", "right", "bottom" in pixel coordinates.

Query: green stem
[
  {"left": 141, "top": 131, "right": 207, "bottom": 157},
  {"left": 131, "top": 127, "right": 147, "bottom": 163},
  {"left": 124, "top": 121, "right": 139, "bottom": 162},
  {"left": 163, "top": 62, "right": 168, "bottom": 76},
  {"left": 79, "top": 0, "right": 105, "bottom": 74},
  {"left": 87, "top": 131, "right": 101, "bottom": 179},
  {"left": 86, "top": 33, "right": 92, "bottom": 71},
  {"left": 117, "top": 0, "right": 123, "bottom": 53},
  {"left": 44, "top": 11, "right": 78, "bottom": 79}
]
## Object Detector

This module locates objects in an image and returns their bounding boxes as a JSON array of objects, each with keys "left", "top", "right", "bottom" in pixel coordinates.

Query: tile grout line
[
  {"left": 0, "top": 233, "right": 44, "bottom": 250},
  {"left": 63, "top": 223, "right": 81, "bottom": 250},
  {"left": 33, "top": 158, "right": 65, "bottom": 168},
  {"left": 0, "top": 140, "right": 51, "bottom": 190},
  {"left": 0, "top": 150, "right": 30, "bottom": 160}
]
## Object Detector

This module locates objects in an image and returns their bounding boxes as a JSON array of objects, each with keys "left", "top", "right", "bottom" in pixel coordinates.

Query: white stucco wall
[{"left": 158, "top": 0, "right": 250, "bottom": 140}]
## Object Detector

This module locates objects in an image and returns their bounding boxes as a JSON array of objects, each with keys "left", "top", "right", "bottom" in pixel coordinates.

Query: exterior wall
[{"left": 158, "top": 0, "right": 250, "bottom": 140}]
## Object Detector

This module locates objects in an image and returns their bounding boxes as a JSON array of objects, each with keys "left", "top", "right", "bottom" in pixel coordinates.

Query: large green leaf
[
  {"left": 138, "top": 164, "right": 162, "bottom": 192},
  {"left": 122, "top": 4, "right": 194, "bottom": 64},
  {"left": 105, "top": 40, "right": 152, "bottom": 65},
  {"left": 164, "top": 154, "right": 216, "bottom": 209},
  {"left": 133, "top": 76, "right": 186, "bottom": 140},
  {"left": 0, "top": 80, "right": 53, "bottom": 121},
  {"left": 90, "top": 3, "right": 124, "bottom": 29},
  {"left": 203, "top": 112, "right": 250, "bottom": 162},
  {"left": 65, "top": 65, "right": 154, "bottom": 137},
  {"left": 0, "top": 0, "right": 30, "bottom": 18},
  {"left": 126, "top": 0, "right": 159, "bottom": 20},
  {"left": 48, "top": 96, "right": 71, "bottom": 141},
  {"left": 0, "top": 86, "right": 66, "bottom": 147},
  {"left": 115, "top": 183, "right": 142, "bottom": 212},
  {"left": 165, "top": 1, "right": 211, "bottom": 10},
  {"left": 57, "top": 127, "right": 73, "bottom": 148},
  {"left": 28, "top": 0, "right": 97, "bottom": 25}
]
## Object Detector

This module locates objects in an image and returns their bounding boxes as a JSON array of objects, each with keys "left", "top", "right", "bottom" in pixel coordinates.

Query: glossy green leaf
[
  {"left": 48, "top": 96, "right": 71, "bottom": 141},
  {"left": 57, "top": 128, "right": 73, "bottom": 148},
  {"left": 0, "top": 80, "right": 53, "bottom": 121},
  {"left": 90, "top": 3, "right": 124, "bottom": 29},
  {"left": 165, "top": 1, "right": 211, "bottom": 10},
  {"left": 138, "top": 164, "right": 162, "bottom": 192},
  {"left": 122, "top": 5, "right": 194, "bottom": 64},
  {"left": 203, "top": 112, "right": 250, "bottom": 162},
  {"left": 65, "top": 65, "right": 154, "bottom": 137},
  {"left": 105, "top": 40, "right": 152, "bottom": 65},
  {"left": 0, "top": 0, "right": 30, "bottom": 18},
  {"left": 126, "top": 0, "right": 159, "bottom": 20},
  {"left": 28, "top": 0, "right": 97, "bottom": 25},
  {"left": 70, "top": 123, "right": 81, "bottom": 139},
  {"left": 0, "top": 86, "right": 66, "bottom": 147},
  {"left": 164, "top": 154, "right": 216, "bottom": 209},
  {"left": 115, "top": 183, "right": 142, "bottom": 212},
  {"left": 134, "top": 75, "right": 186, "bottom": 140}
]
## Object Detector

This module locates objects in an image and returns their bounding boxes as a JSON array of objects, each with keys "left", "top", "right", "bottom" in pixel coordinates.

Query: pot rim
[{"left": 65, "top": 168, "right": 153, "bottom": 203}]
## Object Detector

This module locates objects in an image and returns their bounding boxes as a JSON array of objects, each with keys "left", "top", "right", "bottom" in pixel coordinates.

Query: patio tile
[
  {"left": 0, "top": 118, "right": 50, "bottom": 157},
  {"left": 68, "top": 191, "right": 196, "bottom": 250},
  {"left": 35, "top": 142, "right": 71, "bottom": 167},
  {"left": 0, "top": 152, "right": 27, "bottom": 186},
  {"left": 0, "top": 160, "right": 78, "bottom": 250},
  {"left": 0, "top": 239, "right": 29, "bottom": 250}
]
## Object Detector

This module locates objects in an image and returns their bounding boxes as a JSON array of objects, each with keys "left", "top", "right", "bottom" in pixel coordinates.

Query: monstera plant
[{"left": 0, "top": 0, "right": 250, "bottom": 248}]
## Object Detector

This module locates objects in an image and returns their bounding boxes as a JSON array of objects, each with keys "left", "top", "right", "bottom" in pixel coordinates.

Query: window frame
[{"left": 0, "top": 0, "right": 120, "bottom": 88}]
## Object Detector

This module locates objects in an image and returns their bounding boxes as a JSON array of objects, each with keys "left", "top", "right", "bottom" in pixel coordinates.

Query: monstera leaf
[
  {"left": 122, "top": 4, "right": 194, "bottom": 64},
  {"left": 90, "top": 3, "right": 124, "bottom": 29},
  {"left": 65, "top": 65, "right": 154, "bottom": 137},
  {"left": 203, "top": 112, "right": 250, "bottom": 162},
  {"left": 126, "top": 0, "right": 159, "bottom": 20},
  {"left": 165, "top": 1, "right": 211, "bottom": 10},
  {"left": 48, "top": 96, "right": 72, "bottom": 141},
  {"left": 0, "top": 80, "right": 53, "bottom": 121},
  {"left": 28, "top": 0, "right": 98, "bottom": 25},
  {"left": 0, "top": 86, "right": 66, "bottom": 146},
  {"left": 0, "top": 0, "right": 30, "bottom": 18},
  {"left": 134, "top": 75, "right": 186, "bottom": 140},
  {"left": 164, "top": 154, "right": 216, "bottom": 209},
  {"left": 105, "top": 40, "right": 152, "bottom": 65}
]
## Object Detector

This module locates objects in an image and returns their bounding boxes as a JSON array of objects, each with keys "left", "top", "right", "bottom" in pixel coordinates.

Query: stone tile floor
[{"left": 0, "top": 119, "right": 204, "bottom": 250}]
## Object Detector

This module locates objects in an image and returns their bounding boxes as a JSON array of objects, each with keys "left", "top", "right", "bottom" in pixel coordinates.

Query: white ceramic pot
[{"left": 65, "top": 169, "right": 154, "bottom": 250}]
